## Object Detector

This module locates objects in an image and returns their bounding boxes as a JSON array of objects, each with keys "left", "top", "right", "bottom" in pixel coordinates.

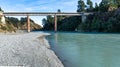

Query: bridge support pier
[
  {"left": 27, "top": 15, "right": 30, "bottom": 32},
  {"left": 54, "top": 15, "right": 57, "bottom": 32},
  {"left": 81, "top": 14, "right": 87, "bottom": 23}
]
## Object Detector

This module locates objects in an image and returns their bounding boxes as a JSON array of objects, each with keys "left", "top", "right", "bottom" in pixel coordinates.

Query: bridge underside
[{"left": 2, "top": 12, "right": 91, "bottom": 32}]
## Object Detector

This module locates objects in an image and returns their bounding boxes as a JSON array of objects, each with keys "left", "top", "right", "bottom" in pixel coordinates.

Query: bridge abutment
[{"left": 0, "top": 11, "right": 6, "bottom": 24}]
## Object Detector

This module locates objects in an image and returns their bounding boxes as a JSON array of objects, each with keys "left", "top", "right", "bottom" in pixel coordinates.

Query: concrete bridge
[{"left": 1, "top": 12, "right": 92, "bottom": 32}]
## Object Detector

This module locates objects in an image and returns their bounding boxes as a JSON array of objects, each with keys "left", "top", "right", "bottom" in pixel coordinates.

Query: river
[{"left": 46, "top": 32, "right": 120, "bottom": 67}]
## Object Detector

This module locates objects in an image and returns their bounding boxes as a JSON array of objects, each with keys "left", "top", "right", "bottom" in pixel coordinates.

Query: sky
[{"left": 0, "top": 0, "right": 101, "bottom": 26}]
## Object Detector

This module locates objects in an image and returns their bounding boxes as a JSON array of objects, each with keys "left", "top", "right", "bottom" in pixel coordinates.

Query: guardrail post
[{"left": 27, "top": 15, "right": 30, "bottom": 32}]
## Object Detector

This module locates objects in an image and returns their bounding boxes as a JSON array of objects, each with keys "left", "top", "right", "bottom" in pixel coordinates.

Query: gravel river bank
[{"left": 0, "top": 32, "right": 64, "bottom": 67}]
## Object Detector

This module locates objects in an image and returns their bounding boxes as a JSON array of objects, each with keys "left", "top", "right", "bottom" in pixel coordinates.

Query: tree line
[
  {"left": 42, "top": 0, "right": 120, "bottom": 32},
  {"left": 42, "top": 9, "right": 81, "bottom": 31},
  {"left": 77, "top": 0, "right": 120, "bottom": 32},
  {"left": 77, "top": 0, "right": 120, "bottom": 12}
]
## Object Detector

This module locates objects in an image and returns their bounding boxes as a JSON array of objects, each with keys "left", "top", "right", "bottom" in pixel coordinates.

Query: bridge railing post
[
  {"left": 54, "top": 14, "right": 57, "bottom": 32},
  {"left": 27, "top": 15, "right": 30, "bottom": 32}
]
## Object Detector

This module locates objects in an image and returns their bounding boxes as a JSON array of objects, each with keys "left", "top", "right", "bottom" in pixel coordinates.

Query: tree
[
  {"left": 87, "top": 0, "right": 93, "bottom": 11},
  {"left": 0, "top": 7, "right": 2, "bottom": 11},
  {"left": 7, "top": 17, "right": 19, "bottom": 28},
  {"left": 20, "top": 17, "right": 27, "bottom": 25},
  {"left": 94, "top": 3, "right": 99, "bottom": 12},
  {"left": 57, "top": 9, "right": 61, "bottom": 13},
  {"left": 77, "top": 0, "right": 86, "bottom": 12},
  {"left": 100, "top": 0, "right": 119, "bottom": 6},
  {"left": 57, "top": 9, "right": 63, "bottom": 22},
  {"left": 0, "top": 7, "right": 3, "bottom": 12},
  {"left": 115, "top": 0, "right": 120, "bottom": 7},
  {"left": 42, "top": 15, "right": 54, "bottom": 31},
  {"left": 99, "top": 0, "right": 110, "bottom": 12},
  {"left": 42, "top": 18, "right": 47, "bottom": 26},
  {"left": 46, "top": 15, "right": 54, "bottom": 23},
  {"left": 95, "top": 3, "right": 99, "bottom": 8},
  {"left": 99, "top": 0, "right": 119, "bottom": 12}
]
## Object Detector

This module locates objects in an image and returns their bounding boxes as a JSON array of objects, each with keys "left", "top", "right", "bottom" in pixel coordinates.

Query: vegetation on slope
[
  {"left": 7, "top": 17, "right": 42, "bottom": 31},
  {"left": 0, "top": 8, "right": 42, "bottom": 33},
  {"left": 42, "top": 0, "right": 120, "bottom": 32},
  {"left": 77, "top": 0, "right": 120, "bottom": 32}
]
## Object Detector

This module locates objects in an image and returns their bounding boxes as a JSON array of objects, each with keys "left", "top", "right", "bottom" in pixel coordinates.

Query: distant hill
[
  {"left": 7, "top": 17, "right": 42, "bottom": 31},
  {"left": 0, "top": 16, "right": 42, "bottom": 33},
  {"left": 0, "top": 7, "right": 42, "bottom": 33}
]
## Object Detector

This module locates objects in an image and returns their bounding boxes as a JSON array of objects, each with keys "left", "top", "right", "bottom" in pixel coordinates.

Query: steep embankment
[{"left": 0, "top": 32, "right": 64, "bottom": 67}]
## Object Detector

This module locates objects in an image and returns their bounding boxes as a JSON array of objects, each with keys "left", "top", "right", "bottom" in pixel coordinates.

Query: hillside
[
  {"left": 0, "top": 16, "right": 42, "bottom": 33},
  {"left": 7, "top": 17, "right": 42, "bottom": 31},
  {"left": 0, "top": 8, "right": 42, "bottom": 33}
]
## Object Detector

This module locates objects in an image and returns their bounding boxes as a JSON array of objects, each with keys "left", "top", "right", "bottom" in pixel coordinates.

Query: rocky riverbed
[{"left": 0, "top": 32, "right": 64, "bottom": 67}]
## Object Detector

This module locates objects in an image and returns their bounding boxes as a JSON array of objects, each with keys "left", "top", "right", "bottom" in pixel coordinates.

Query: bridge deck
[{"left": 3, "top": 12, "right": 92, "bottom": 16}]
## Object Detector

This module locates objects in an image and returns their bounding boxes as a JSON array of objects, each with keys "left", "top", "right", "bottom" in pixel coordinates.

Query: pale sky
[{"left": 0, "top": 0, "right": 102, "bottom": 26}]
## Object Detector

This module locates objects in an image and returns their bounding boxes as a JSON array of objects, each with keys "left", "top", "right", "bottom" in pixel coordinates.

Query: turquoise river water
[{"left": 46, "top": 32, "right": 120, "bottom": 67}]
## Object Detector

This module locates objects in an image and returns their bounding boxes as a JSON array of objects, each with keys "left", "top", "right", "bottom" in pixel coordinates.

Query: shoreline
[{"left": 0, "top": 32, "right": 64, "bottom": 67}]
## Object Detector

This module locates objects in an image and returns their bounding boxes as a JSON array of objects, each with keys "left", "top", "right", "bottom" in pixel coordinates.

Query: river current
[{"left": 47, "top": 32, "right": 120, "bottom": 67}]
